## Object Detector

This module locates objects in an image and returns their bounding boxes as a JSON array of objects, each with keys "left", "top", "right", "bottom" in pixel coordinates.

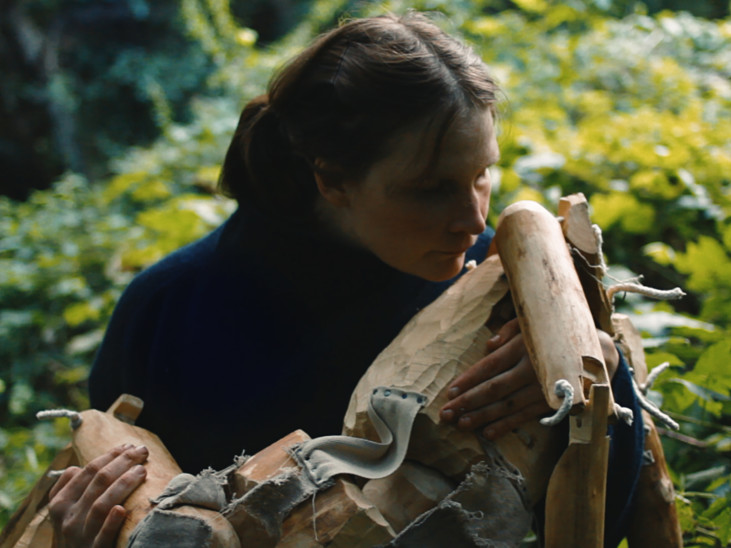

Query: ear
[{"left": 313, "top": 161, "right": 350, "bottom": 208}]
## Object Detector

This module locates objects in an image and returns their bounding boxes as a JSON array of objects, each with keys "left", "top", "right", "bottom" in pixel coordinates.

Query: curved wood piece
[
  {"left": 543, "top": 384, "right": 610, "bottom": 548},
  {"left": 343, "top": 252, "right": 563, "bottom": 507},
  {"left": 495, "top": 200, "right": 613, "bottom": 411},
  {"left": 72, "top": 399, "right": 240, "bottom": 548}
]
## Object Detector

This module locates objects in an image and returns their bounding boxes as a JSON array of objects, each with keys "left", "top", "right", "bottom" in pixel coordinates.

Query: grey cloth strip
[
  {"left": 127, "top": 509, "right": 216, "bottom": 548},
  {"left": 126, "top": 469, "right": 230, "bottom": 547},
  {"left": 383, "top": 461, "right": 531, "bottom": 548},
  {"left": 293, "top": 387, "right": 427, "bottom": 487},
  {"left": 150, "top": 470, "right": 228, "bottom": 511}
]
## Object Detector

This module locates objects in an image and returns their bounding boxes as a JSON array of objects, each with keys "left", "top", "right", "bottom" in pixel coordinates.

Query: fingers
[
  {"left": 50, "top": 444, "right": 134, "bottom": 507},
  {"left": 48, "top": 444, "right": 149, "bottom": 548},
  {"left": 445, "top": 327, "right": 527, "bottom": 401},
  {"left": 442, "top": 354, "right": 538, "bottom": 422},
  {"left": 480, "top": 400, "right": 552, "bottom": 440},
  {"left": 49, "top": 466, "right": 84, "bottom": 501},
  {"left": 82, "top": 460, "right": 147, "bottom": 539},
  {"left": 485, "top": 317, "right": 521, "bottom": 352},
  {"left": 452, "top": 381, "right": 545, "bottom": 431},
  {"left": 92, "top": 506, "right": 127, "bottom": 548},
  {"left": 439, "top": 317, "right": 551, "bottom": 438},
  {"left": 598, "top": 330, "right": 620, "bottom": 380},
  {"left": 79, "top": 445, "right": 148, "bottom": 510}
]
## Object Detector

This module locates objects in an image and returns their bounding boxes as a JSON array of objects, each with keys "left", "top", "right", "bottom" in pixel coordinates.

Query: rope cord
[
  {"left": 613, "top": 403, "right": 634, "bottom": 426},
  {"left": 311, "top": 490, "right": 319, "bottom": 542},
  {"left": 592, "top": 224, "right": 609, "bottom": 278},
  {"left": 641, "top": 362, "right": 671, "bottom": 394},
  {"left": 540, "top": 380, "right": 574, "bottom": 426},
  {"left": 36, "top": 409, "right": 82, "bottom": 429},
  {"left": 607, "top": 283, "right": 686, "bottom": 302},
  {"left": 630, "top": 375, "right": 680, "bottom": 431}
]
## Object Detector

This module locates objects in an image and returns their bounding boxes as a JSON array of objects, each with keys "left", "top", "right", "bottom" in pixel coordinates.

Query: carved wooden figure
[{"left": 2, "top": 194, "right": 684, "bottom": 547}]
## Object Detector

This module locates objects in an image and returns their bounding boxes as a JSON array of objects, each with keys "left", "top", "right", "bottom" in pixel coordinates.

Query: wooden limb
[
  {"left": 71, "top": 398, "right": 186, "bottom": 547},
  {"left": 544, "top": 384, "right": 610, "bottom": 548},
  {"left": 558, "top": 193, "right": 615, "bottom": 335},
  {"left": 495, "top": 200, "right": 614, "bottom": 411},
  {"left": 613, "top": 314, "right": 683, "bottom": 547}
]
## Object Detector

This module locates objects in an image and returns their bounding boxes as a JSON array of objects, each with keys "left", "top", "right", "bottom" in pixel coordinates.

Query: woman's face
[{"left": 332, "top": 107, "right": 499, "bottom": 282}]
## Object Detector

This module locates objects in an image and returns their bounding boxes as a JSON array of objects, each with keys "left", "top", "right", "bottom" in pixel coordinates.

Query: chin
[{"left": 417, "top": 257, "right": 465, "bottom": 282}]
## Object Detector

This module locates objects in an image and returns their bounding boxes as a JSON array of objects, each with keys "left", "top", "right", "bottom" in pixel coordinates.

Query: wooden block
[
  {"left": 9, "top": 506, "right": 53, "bottom": 548},
  {"left": 109, "top": 393, "right": 144, "bottom": 424},
  {"left": 227, "top": 430, "right": 394, "bottom": 547},
  {"left": 279, "top": 478, "right": 395, "bottom": 547},
  {"left": 544, "top": 384, "right": 610, "bottom": 548},
  {"left": 231, "top": 430, "right": 310, "bottom": 497},
  {"left": 361, "top": 461, "right": 455, "bottom": 533}
]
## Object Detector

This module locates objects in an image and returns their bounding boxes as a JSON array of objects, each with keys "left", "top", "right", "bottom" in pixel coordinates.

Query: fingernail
[
  {"left": 448, "top": 387, "right": 460, "bottom": 398},
  {"left": 488, "top": 334, "right": 501, "bottom": 346},
  {"left": 133, "top": 464, "right": 146, "bottom": 474},
  {"left": 458, "top": 416, "right": 471, "bottom": 428},
  {"left": 485, "top": 428, "right": 496, "bottom": 439},
  {"left": 134, "top": 445, "right": 148, "bottom": 456},
  {"left": 441, "top": 409, "right": 455, "bottom": 422}
]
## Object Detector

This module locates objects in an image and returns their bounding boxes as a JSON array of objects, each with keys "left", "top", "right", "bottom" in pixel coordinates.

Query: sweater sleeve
[{"left": 604, "top": 349, "right": 645, "bottom": 548}]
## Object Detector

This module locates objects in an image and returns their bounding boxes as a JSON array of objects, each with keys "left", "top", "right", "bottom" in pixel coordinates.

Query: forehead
[{"left": 380, "top": 108, "right": 498, "bottom": 182}]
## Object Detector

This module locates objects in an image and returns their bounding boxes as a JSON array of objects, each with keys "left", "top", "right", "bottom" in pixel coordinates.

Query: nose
[{"left": 448, "top": 180, "right": 490, "bottom": 236}]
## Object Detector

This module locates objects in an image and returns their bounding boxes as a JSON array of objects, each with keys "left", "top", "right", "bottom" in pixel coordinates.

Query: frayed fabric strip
[
  {"left": 383, "top": 460, "right": 532, "bottom": 548},
  {"left": 293, "top": 387, "right": 427, "bottom": 487}
]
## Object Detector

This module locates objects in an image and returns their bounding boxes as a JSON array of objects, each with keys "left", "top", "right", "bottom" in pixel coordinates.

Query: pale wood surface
[
  {"left": 495, "top": 200, "right": 613, "bottom": 411},
  {"left": 543, "top": 384, "right": 610, "bottom": 548},
  {"left": 558, "top": 194, "right": 614, "bottom": 335},
  {"left": 361, "top": 461, "right": 455, "bottom": 533},
  {"left": 71, "top": 408, "right": 184, "bottom": 547},
  {"left": 343, "top": 250, "right": 563, "bottom": 507},
  {"left": 231, "top": 429, "right": 310, "bottom": 497},
  {"left": 0, "top": 395, "right": 240, "bottom": 548},
  {"left": 278, "top": 479, "right": 394, "bottom": 548}
]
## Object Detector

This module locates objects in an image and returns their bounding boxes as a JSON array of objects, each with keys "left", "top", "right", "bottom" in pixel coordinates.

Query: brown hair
[{"left": 219, "top": 12, "right": 500, "bottom": 216}]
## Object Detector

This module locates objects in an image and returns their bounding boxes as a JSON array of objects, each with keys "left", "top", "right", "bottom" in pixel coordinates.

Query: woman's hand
[
  {"left": 48, "top": 444, "right": 149, "bottom": 548},
  {"left": 439, "top": 318, "right": 619, "bottom": 440}
]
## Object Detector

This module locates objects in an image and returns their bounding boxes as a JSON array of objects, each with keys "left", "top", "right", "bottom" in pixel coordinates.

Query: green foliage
[{"left": 1, "top": 0, "right": 730, "bottom": 543}]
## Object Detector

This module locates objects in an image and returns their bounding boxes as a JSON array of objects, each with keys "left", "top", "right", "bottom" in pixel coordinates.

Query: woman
[{"left": 47, "top": 12, "right": 641, "bottom": 547}]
